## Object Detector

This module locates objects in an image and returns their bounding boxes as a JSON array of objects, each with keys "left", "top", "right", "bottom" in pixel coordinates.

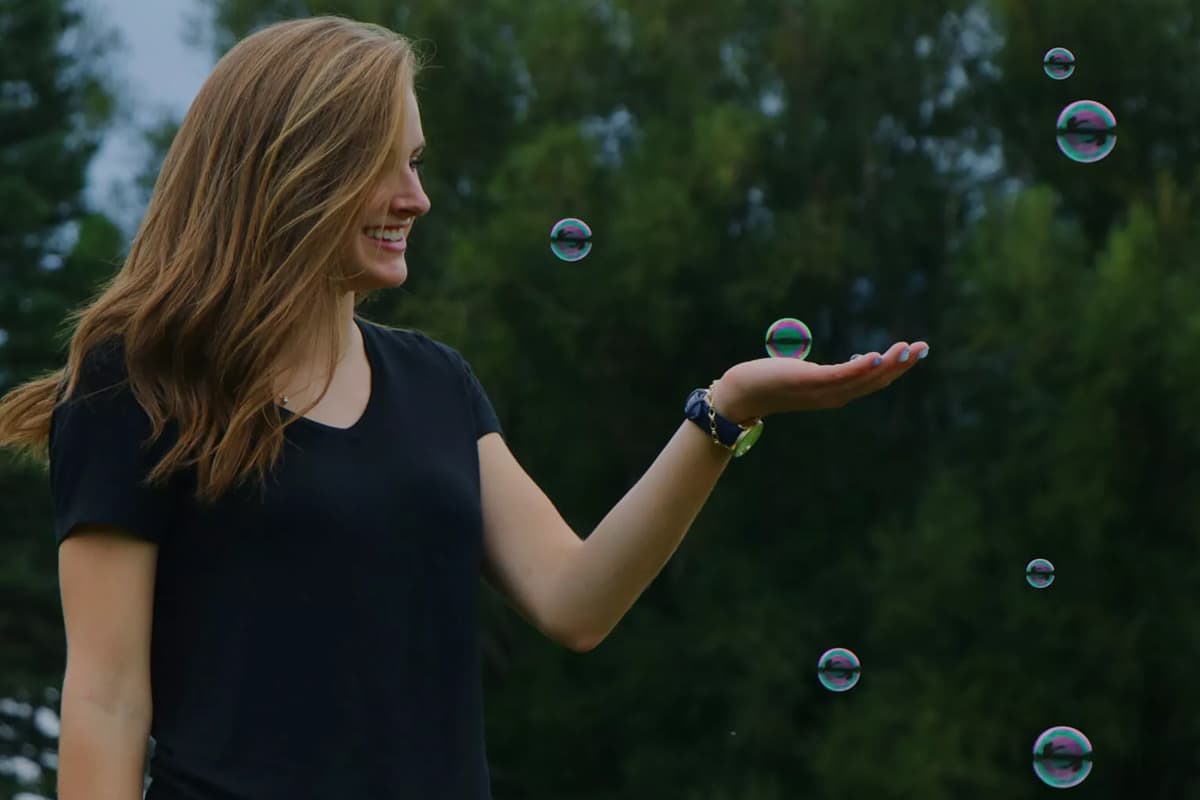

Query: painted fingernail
[
  {"left": 899, "top": 348, "right": 911, "bottom": 363},
  {"left": 872, "top": 356, "right": 883, "bottom": 366},
  {"left": 850, "top": 354, "right": 862, "bottom": 361},
  {"left": 918, "top": 347, "right": 930, "bottom": 360}
]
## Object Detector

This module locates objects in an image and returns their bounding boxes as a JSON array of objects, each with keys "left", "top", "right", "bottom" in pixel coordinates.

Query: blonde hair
[{"left": 0, "top": 15, "right": 423, "bottom": 504}]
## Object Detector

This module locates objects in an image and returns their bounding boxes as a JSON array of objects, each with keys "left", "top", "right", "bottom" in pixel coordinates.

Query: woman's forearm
[
  {"left": 57, "top": 686, "right": 151, "bottom": 800},
  {"left": 553, "top": 419, "right": 733, "bottom": 649}
]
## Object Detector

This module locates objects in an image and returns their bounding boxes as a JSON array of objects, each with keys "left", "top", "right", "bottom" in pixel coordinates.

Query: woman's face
[{"left": 347, "top": 87, "right": 431, "bottom": 291}]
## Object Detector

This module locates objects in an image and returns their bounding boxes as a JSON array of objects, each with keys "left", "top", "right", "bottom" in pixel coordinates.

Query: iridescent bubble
[
  {"left": 1056, "top": 100, "right": 1117, "bottom": 164},
  {"left": 817, "top": 647, "right": 861, "bottom": 693},
  {"left": 764, "top": 317, "right": 813, "bottom": 360},
  {"left": 1026, "top": 557, "right": 1055, "bottom": 589},
  {"left": 550, "top": 217, "right": 593, "bottom": 262},
  {"left": 1033, "top": 726, "right": 1094, "bottom": 789},
  {"left": 1043, "top": 47, "right": 1076, "bottom": 80}
]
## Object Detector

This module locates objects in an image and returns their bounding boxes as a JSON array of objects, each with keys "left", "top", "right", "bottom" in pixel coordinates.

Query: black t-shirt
[{"left": 49, "top": 316, "right": 503, "bottom": 799}]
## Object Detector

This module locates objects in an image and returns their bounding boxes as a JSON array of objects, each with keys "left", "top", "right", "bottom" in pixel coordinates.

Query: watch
[{"left": 684, "top": 387, "right": 765, "bottom": 458}]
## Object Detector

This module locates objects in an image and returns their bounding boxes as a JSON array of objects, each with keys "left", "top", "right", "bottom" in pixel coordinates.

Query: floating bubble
[
  {"left": 817, "top": 647, "right": 861, "bottom": 693},
  {"left": 1033, "top": 726, "right": 1094, "bottom": 789},
  {"left": 765, "top": 317, "right": 813, "bottom": 360},
  {"left": 1026, "top": 557, "right": 1055, "bottom": 589},
  {"left": 550, "top": 217, "right": 593, "bottom": 262},
  {"left": 1043, "top": 47, "right": 1076, "bottom": 80},
  {"left": 1056, "top": 100, "right": 1117, "bottom": 164}
]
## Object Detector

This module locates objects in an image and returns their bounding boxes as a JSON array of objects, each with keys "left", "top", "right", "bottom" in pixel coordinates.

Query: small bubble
[
  {"left": 817, "top": 647, "right": 861, "bottom": 693},
  {"left": 550, "top": 217, "right": 593, "bottom": 262},
  {"left": 1033, "top": 725, "right": 1093, "bottom": 788},
  {"left": 765, "top": 317, "right": 813, "bottom": 360},
  {"left": 1026, "top": 557, "right": 1055, "bottom": 589},
  {"left": 1056, "top": 100, "right": 1117, "bottom": 164},
  {"left": 1043, "top": 47, "right": 1075, "bottom": 80}
]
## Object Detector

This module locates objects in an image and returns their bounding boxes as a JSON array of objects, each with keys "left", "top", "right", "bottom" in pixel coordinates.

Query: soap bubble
[
  {"left": 550, "top": 217, "right": 593, "bottom": 262},
  {"left": 764, "top": 317, "right": 813, "bottom": 360},
  {"left": 1043, "top": 47, "right": 1076, "bottom": 80},
  {"left": 817, "top": 647, "right": 861, "bottom": 693},
  {"left": 1056, "top": 100, "right": 1117, "bottom": 164},
  {"left": 1026, "top": 557, "right": 1055, "bottom": 589},
  {"left": 1033, "top": 726, "right": 1094, "bottom": 789}
]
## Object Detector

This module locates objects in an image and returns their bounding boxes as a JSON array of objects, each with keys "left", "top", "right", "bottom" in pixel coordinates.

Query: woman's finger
[
  {"left": 862, "top": 341, "right": 929, "bottom": 390},
  {"left": 825, "top": 341, "right": 928, "bottom": 405}
]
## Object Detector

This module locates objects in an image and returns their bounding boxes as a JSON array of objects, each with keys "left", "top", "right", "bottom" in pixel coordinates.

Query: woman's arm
[
  {"left": 540, "top": 418, "right": 732, "bottom": 649},
  {"left": 480, "top": 342, "right": 927, "bottom": 651},
  {"left": 57, "top": 527, "right": 157, "bottom": 800}
]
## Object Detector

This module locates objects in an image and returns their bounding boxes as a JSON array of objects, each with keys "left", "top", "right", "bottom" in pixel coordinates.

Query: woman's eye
[{"left": 410, "top": 157, "right": 425, "bottom": 171}]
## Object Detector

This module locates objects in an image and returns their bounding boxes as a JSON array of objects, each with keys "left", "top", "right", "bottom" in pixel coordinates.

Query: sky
[{"left": 83, "top": 0, "right": 215, "bottom": 213}]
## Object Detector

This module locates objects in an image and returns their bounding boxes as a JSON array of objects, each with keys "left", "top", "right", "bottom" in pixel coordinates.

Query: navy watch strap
[{"left": 684, "top": 388, "right": 743, "bottom": 447}]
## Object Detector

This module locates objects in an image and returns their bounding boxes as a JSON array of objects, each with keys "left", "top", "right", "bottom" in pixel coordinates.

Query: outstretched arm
[
  {"left": 480, "top": 341, "right": 928, "bottom": 652},
  {"left": 479, "top": 414, "right": 730, "bottom": 653}
]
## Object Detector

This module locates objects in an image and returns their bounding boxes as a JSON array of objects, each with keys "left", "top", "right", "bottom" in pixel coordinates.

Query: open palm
[{"left": 716, "top": 341, "right": 930, "bottom": 421}]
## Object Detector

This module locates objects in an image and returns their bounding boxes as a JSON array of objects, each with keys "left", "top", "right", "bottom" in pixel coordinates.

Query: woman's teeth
[{"left": 365, "top": 226, "right": 405, "bottom": 241}]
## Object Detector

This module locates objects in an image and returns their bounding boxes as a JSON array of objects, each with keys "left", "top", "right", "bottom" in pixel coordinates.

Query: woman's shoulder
[
  {"left": 61, "top": 335, "right": 130, "bottom": 402},
  {"left": 50, "top": 336, "right": 158, "bottom": 457},
  {"left": 358, "top": 317, "right": 471, "bottom": 371}
]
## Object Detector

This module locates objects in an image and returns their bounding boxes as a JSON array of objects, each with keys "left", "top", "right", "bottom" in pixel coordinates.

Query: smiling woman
[
  {"left": 0, "top": 15, "right": 495, "bottom": 800},
  {"left": 350, "top": 87, "right": 430, "bottom": 287},
  {"left": 0, "top": 11, "right": 929, "bottom": 800},
  {"left": 2, "top": 15, "right": 431, "bottom": 501}
]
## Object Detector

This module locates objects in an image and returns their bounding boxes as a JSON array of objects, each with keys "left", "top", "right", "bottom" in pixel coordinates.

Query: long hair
[{"left": 0, "top": 16, "right": 423, "bottom": 504}]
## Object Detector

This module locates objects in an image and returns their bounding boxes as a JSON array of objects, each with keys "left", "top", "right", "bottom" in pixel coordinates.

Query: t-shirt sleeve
[
  {"left": 48, "top": 342, "right": 183, "bottom": 546},
  {"left": 435, "top": 342, "right": 503, "bottom": 440}
]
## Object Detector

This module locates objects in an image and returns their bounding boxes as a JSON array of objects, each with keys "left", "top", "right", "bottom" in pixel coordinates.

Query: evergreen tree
[{"left": 0, "top": 0, "right": 119, "bottom": 795}]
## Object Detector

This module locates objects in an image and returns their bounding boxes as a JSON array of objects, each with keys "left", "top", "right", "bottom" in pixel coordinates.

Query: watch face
[{"left": 733, "top": 421, "right": 764, "bottom": 457}]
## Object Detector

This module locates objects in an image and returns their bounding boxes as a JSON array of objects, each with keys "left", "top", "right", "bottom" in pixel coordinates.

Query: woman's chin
[
  {"left": 376, "top": 263, "right": 408, "bottom": 287},
  {"left": 351, "top": 255, "right": 408, "bottom": 290}
]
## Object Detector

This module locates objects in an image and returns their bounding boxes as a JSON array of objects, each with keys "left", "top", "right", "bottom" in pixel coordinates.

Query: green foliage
[
  {"left": 0, "top": 0, "right": 121, "bottom": 794},
  {"left": 5, "top": 0, "right": 1200, "bottom": 795},
  {"left": 0, "top": 0, "right": 119, "bottom": 384}
]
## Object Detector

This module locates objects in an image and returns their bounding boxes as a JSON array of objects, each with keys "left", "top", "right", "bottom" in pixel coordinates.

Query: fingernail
[
  {"left": 918, "top": 347, "right": 930, "bottom": 360},
  {"left": 872, "top": 356, "right": 883, "bottom": 366},
  {"left": 850, "top": 354, "right": 861, "bottom": 361},
  {"left": 899, "top": 348, "right": 911, "bottom": 363}
]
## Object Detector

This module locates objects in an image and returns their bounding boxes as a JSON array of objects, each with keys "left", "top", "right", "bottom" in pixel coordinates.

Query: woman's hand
[{"left": 712, "top": 342, "right": 930, "bottom": 423}]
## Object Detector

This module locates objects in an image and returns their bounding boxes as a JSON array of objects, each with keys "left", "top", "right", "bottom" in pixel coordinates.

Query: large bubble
[
  {"left": 1033, "top": 726, "right": 1094, "bottom": 788},
  {"left": 550, "top": 217, "right": 593, "bottom": 262},
  {"left": 764, "top": 317, "right": 813, "bottom": 360},
  {"left": 1043, "top": 47, "right": 1076, "bottom": 80},
  {"left": 817, "top": 647, "right": 861, "bottom": 693},
  {"left": 1056, "top": 100, "right": 1117, "bottom": 164}
]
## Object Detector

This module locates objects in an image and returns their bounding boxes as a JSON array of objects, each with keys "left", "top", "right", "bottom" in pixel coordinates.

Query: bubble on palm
[
  {"left": 1056, "top": 100, "right": 1117, "bottom": 164},
  {"left": 764, "top": 318, "right": 813, "bottom": 360},
  {"left": 817, "top": 647, "right": 861, "bottom": 693},
  {"left": 1043, "top": 47, "right": 1075, "bottom": 80},
  {"left": 1033, "top": 726, "right": 1094, "bottom": 788},
  {"left": 1026, "top": 557, "right": 1055, "bottom": 589},
  {"left": 550, "top": 217, "right": 593, "bottom": 262}
]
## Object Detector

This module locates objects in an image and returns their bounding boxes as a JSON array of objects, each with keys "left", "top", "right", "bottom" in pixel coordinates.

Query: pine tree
[{"left": 0, "top": 0, "right": 119, "bottom": 795}]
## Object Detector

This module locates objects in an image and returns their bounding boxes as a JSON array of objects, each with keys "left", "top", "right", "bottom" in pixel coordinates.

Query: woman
[{"left": 0, "top": 15, "right": 928, "bottom": 800}]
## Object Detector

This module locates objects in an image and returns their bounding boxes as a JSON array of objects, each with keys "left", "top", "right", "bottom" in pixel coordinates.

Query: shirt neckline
[{"left": 278, "top": 316, "right": 380, "bottom": 434}]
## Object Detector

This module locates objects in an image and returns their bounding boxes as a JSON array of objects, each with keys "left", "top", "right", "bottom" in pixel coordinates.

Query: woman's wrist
[{"left": 709, "top": 376, "right": 758, "bottom": 427}]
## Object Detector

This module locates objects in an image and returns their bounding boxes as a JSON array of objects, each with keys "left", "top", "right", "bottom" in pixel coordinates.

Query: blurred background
[{"left": 3, "top": 0, "right": 1200, "bottom": 797}]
